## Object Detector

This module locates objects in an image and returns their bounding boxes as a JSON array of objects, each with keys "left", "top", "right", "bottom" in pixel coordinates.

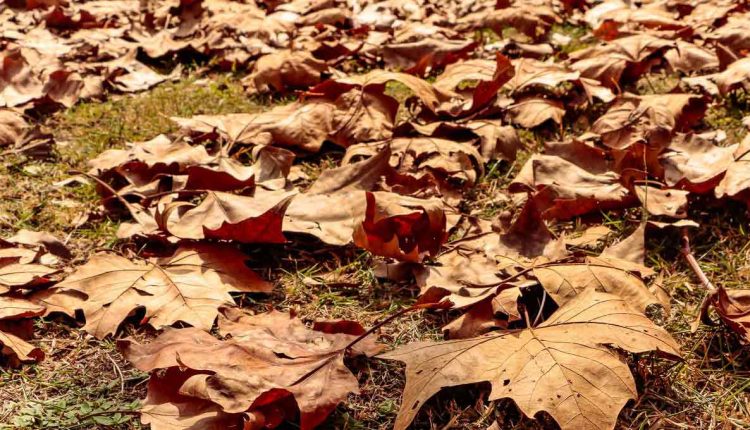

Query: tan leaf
[
  {"left": 534, "top": 258, "right": 660, "bottom": 312},
  {"left": 0, "top": 109, "right": 27, "bottom": 147},
  {"left": 243, "top": 50, "right": 328, "bottom": 95},
  {"left": 284, "top": 149, "right": 392, "bottom": 245},
  {"left": 515, "top": 155, "right": 631, "bottom": 219},
  {"left": 660, "top": 132, "right": 736, "bottom": 193},
  {"left": 353, "top": 191, "right": 446, "bottom": 262},
  {"left": 164, "top": 190, "right": 295, "bottom": 243},
  {"left": 634, "top": 186, "right": 689, "bottom": 218},
  {"left": 507, "top": 97, "right": 565, "bottom": 128},
  {"left": 565, "top": 225, "right": 612, "bottom": 248},
  {"left": 0, "top": 296, "right": 45, "bottom": 365},
  {"left": 711, "top": 287, "right": 750, "bottom": 343},
  {"left": 51, "top": 243, "right": 272, "bottom": 338},
  {"left": 138, "top": 368, "right": 246, "bottom": 430},
  {"left": 120, "top": 307, "right": 382, "bottom": 430},
  {"left": 716, "top": 134, "right": 750, "bottom": 199},
  {"left": 381, "top": 289, "right": 680, "bottom": 430},
  {"left": 442, "top": 287, "right": 522, "bottom": 339}
]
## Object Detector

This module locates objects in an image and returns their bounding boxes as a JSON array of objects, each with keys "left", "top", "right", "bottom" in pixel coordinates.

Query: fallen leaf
[
  {"left": 381, "top": 289, "right": 680, "bottom": 430},
  {"left": 49, "top": 243, "right": 272, "bottom": 338},
  {"left": 164, "top": 190, "right": 295, "bottom": 243},
  {"left": 0, "top": 296, "right": 45, "bottom": 366},
  {"left": 243, "top": 50, "right": 329, "bottom": 95},
  {"left": 353, "top": 191, "right": 446, "bottom": 262},
  {"left": 120, "top": 307, "right": 382, "bottom": 429},
  {"left": 710, "top": 287, "right": 750, "bottom": 343}
]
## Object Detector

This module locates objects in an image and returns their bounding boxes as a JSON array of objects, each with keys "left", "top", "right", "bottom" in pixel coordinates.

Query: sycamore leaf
[
  {"left": 660, "top": 132, "right": 736, "bottom": 193},
  {"left": 0, "top": 296, "right": 45, "bottom": 366},
  {"left": 284, "top": 149, "right": 392, "bottom": 245},
  {"left": 353, "top": 191, "right": 446, "bottom": 263},
  {"left": 0, "top": 109, "right": 27, "bottom": 147},
  {"left": 164, "top": 190, "right": 295, "bottom": 243},
  {"left": 119, "top": 307, "right": 382, "bottom": 430},
  {"left": 381, "top": 289, "right": 680, "bottom": 430},
  {"left": 243, "top": 50, "right": 328, "bottom": 95},
  {"left": 715, "top": 134, "right": 750, "bottom": 200},
  {"left": 49, "top": 243, "right": 272, "bottom": 338},
  {"left": 709, "top": 287, "right": 750, "bottom": 343},
  {"left": 507, "top": 97, "right": 565, "bottom": 128},
  {"left": 534, "top": 257, "right": 660, "bottom": 312}
]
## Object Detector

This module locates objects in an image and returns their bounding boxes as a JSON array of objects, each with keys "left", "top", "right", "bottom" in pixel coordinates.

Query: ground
[{"left": 1, "top": 69, "right": 750, "bottom": 430}]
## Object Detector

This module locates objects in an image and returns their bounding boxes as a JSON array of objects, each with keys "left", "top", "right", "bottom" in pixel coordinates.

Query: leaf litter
[{"left": 1, "top": 0, "right": 750, "bottom": 429}]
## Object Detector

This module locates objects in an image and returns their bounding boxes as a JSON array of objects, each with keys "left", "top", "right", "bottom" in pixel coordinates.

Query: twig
[
  {"left": 344, "top": 305, "right": 418, "bottom": 352},
  {"left": 680, "top": 229, "right": 717, "bottom": 294},
  {"left": 533, "top": 289, "right": 548, "bottom": 327},
  {"left": 105, "top": 352, "right": 125, "bottom": 393},
  {"left": 292, "top": 305, "right": 420, "bottom": 386},
  {"left": 680, "top": 228, "right": 717, "bottom": 326},
  {"left": 77, "top": 409, "right": 141, "bottom": 422}
]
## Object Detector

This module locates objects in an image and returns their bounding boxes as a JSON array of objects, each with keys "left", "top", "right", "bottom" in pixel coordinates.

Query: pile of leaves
[{"left": 2, "top": 0, "right": 750, "bottom": 429}]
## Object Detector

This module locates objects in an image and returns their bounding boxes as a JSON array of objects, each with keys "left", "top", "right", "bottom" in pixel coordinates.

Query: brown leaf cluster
[{"left": 5, "top": 0, "right": 750, "bottom": 428}]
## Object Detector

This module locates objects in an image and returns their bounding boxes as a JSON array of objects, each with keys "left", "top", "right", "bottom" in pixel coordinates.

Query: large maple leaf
[{"left": 381, "top": 289, "right": 680, "bottom": 430}]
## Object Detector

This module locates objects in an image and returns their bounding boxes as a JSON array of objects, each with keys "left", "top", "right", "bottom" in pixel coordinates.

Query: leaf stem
[
  {"left": 77, "top": 409, "right": 141, "bottom": 422},
  {"left": 679, "top": 228, "right": 717, "bottom": 294},
  {"left": 344, "top": 305, "right": 417, "bottom": 352},
  {"left": 680, "top": 228, "right": 717, "bottom": 326}
]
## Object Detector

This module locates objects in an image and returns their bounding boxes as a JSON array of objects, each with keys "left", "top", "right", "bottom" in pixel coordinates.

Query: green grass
[
  {"left": 550, "top": 23, "right": 598, "bottom": 55},
  {"left": 0, "top": 322, "right": 147, "bottom": 430},
  {"left": 704, "top": 90, "right": 750, "bottom": 144},
  {"left": 56, "top": 75, "right": 265, "bottom": 166}
]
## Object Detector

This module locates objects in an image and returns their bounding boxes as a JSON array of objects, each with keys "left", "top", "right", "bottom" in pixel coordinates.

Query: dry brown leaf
[
  {"left": 89, "top": 134, "right": 213, "bottom": 182},
  {"left": 0, "top": 261, "right": 58, "bottom": 294},
  {"left": 592, "top": 94, "right": 706, "bottom": 151},
  {"left": 135, "top": 368, "right": 247, "bottom": 430},
  {"left": 49, "top": 243, "right": 272, "bottom": 338},
  {"left": 353, "top": 191, "right": 446, "bottom": 263},
  {"left": 534, "top": 258, "right": 660, "bottom": 312},
  {"left": 716, "top": 134, "right": 750, "bottom": 200},
  {"left": 343, "top": 137, "right": 483, "bottom": 204},
  {"left": 506, "top": 97, "right": 565, "bottom": 128},
  {"left": 710, "top": 287, "right": 750, "bottom": 343},
  {"left": 0, "top": 109, "right": 27, "bottom": 147},
  {"left": 565, "top": 225, "right": 612, "bottom": 248},
  {"left": 0, "top": 296, "right": 45, "bottom": 366},
  {"left": 514, "top": 154, "right": 632, "bottom": 219},
  {"left": 243, "top": 50, "right": 329, "bottom": 95},
  {"left": 634, "top": 186, "right": 689, "bottom": 218},
  {"left": 380, "top": 23, "right": 476, "bottom": 74},
  {"left": 120, "top": 307, "right": 382, "bottom": 430},
  {"left": 164, "top": 190, "right": 295, "bottom": 243},
  {"left": 381, "top": 289, "right": 680, "bottom": 430},
  {"left": 660, "top": 132, "right": 736, "bottom": 193},
  {"left": 442, "top": 286, "right": 523, "bottom": 339},
  {"left": 284, "top": 150, "right": 392, "bottom": 245},
  {"left": 569, "top": 34, "right": 674, "bottom": 88}
]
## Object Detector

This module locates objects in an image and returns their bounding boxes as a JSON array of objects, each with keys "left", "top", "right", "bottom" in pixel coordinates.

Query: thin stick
[
  {"left": 680, "top": 228, "right": 717, "bottom": 294},
  {"left": 344, "top": 305, "right": 417, "bottom": 352},
  {"left": 68, "top": 170, "right": 132, "bottom": 210},
  {"left": 680, "top": 228, "right": 717, "bottom": 326},
  {"left": 77, "top": 410, "right": 141, "bottom": 421},
  {"left": 533, "top": 289, "right": 547, "bottom": 327},
  {"left": 292, "top": 306, "right": 419, "bottom": 386}
]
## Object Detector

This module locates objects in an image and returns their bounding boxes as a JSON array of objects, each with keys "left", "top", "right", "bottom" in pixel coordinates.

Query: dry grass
[{"left": 1, "top": 68, "right": 749, "bottom": 430}]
